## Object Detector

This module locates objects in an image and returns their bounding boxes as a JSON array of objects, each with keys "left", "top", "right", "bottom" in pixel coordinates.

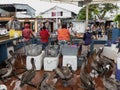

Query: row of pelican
[{"left": 0, "top": 46, "right": 120, "bottom": 90}]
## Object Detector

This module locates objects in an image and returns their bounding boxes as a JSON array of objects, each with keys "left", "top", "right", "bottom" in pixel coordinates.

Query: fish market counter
[
  {"left": 0, "top": 37, "right": 43, "bottom": 63},
  {"left": 0, "top": 36, "right": 21, "bottom": 63}
]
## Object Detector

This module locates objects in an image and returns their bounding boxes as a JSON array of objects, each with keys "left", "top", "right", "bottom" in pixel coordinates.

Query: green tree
[
  {"left": 77, "top": 3, "right": 118, "bottom": 20},
  {"left": 114, "top": 14, "right": 120, "bottom": 28},
  {"left": 36, "top": 15, "right": 43, "bottom": 18}
]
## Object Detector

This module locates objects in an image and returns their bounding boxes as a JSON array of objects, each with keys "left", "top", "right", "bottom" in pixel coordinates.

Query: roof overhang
[
  {"left": 0, "top": 4, "right": 28, "bottom": 12},
  {"left": 0, "top": 4, "right": 36, "bottom": 17}
]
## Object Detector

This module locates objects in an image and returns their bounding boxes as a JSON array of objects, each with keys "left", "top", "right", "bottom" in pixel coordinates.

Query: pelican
[
  {"left": 20, "top": 58, "right": 36, "bottom": 88},
  {"left": 0, "top": 50, "right": 26, "bottom": 82},
  {"left": 9, "top": 50, "right": 16, "bottom": 64},
  {"left": 80, "top": 60, "right": 95, "bottom": 90},
  {"left": 103, "top": 77, "right": 120, "bottom": 90},
  {"left": 96, "top": 47, "right": 103, "bottom": 58},
  {"left": 53, "top": 64, "right": 73, "bottom": 80},
  {"left": 91, "top": 47, "right": 115, "bottom": 77},
  {"left": 38, "top": 72, "right": 56, "bottom": 90},
  {"left": 53, "top": 64, "right": 73, "bottom": 87},
  {"left": 1, "top": 60, "right": 13, "bottom": 79}
]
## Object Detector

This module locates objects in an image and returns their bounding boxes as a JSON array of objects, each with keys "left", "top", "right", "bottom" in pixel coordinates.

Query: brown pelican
[
  {"left": 96, "top": 47, "right": 103, "bottom": 58},
  {"left": 38, "top": 72, "right": 56, "bottom": 90},
  {"left": 0, "top": 50, "right": 26, "bottom": 82},
  {"left": 91, "top": 47, "right": 115, "bottom": 77},
  {"left": 20, "top": 58, "right": 36, "bottom": 88},
  {"left": 80, "top": 60, "right": 95, "bottom": 90},
  {"left": 53, "top": 64, "right": 73, "bottom": 87},
  {"left": 102, "top": 77, "right": 120, "bottom": 90},
  {"left": 53, "top": 64, "right": 73, "bottom": 79},
  {"left": 1, "top": 60, "right": 13, "bottom": 79},
  {"left": 0, "top": 50, "right": 15, "bottom": 81},
  {"left": 9, "top": 50, "right": 16, "bottom": 64}
]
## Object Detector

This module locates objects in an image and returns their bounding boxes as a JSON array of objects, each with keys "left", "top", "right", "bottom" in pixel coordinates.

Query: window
[
  {"left": 51, "top": 12, "right": 56, "bottom": 16},
  {"left": 51, "top": 11, "right": 63, "bottom": 16},
  {"left": 60, "top": 11, "right": 63, "bottom": 16}
]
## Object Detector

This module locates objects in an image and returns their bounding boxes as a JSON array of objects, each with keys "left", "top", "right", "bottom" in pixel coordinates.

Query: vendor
[
  {"left": 22, "top": 23, "right": 35, "bottom": 42},
  {"left": 7, "top": 16, "right": 21, "bottom": 37},
  {"left": 7, "top": 16, "right": 21, "bottom": 30},
  {"left": 57, "top": 22, "right": 70, "bottom": 45},
  {"left": 68, "top": 22, "right": 75, "bottom": 36}
]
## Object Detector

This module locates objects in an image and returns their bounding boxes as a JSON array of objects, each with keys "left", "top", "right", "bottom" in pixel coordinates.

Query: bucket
[{"left": 9, "top": 29, "right": 15, "bottom": 37}]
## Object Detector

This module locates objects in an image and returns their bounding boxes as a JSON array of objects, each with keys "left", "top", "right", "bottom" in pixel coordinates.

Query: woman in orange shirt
[{"left": 57, "top": 23, "right": 70, "bottom": 45}]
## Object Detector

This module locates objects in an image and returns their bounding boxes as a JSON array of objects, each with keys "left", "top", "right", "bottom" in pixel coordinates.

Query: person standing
[
  {"left": 91, "top": 24, "right": 97, "bottom": 39},
  {"left": 39, "top": 26, "right": 50, "bottom": 50},
  {"left": 7, "top": 16, "right": 21, "bottom": 37},
  {"left": 22, "top": 23, "right": 35, "bottom": 42},
  {"left": 97, "top": 26, "right": 102, "bottom": 38},
  {"left": 7, "top": 16, "right": 21, "bottom": 30},
  {"left": 82, "top": 27, "right": 93, "bottom": 57},
  {"left": 68, "top": 22, "right": 75, "bottom": 37},
  {"left": 57, "top": 23, "right": 70, "bottom": 45},
  {"left": 22, "top": 23, "right": 35, "bottom": 55}
]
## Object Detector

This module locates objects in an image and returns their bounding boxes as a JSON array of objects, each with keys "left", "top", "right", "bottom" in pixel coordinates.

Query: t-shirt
[
  {"left": 83, "top": 32, "right": 92, "bottom": 45},
  {"left": 39, "top": 30, "right": 50, "bottom": 43},
  {"left": 57, "top": 28, "right": 70, "bottom": 41},
  {"left": 22, "top": 29, "right": 32, "bottom": 41}
]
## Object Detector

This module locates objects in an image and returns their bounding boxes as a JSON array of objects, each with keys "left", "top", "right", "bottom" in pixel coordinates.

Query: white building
[
  {"left": 40, "top": 4, "right": 81, "bottom": 19},
  {"left": 39, "top": 5, "right": 81, "bottom": 29}
]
